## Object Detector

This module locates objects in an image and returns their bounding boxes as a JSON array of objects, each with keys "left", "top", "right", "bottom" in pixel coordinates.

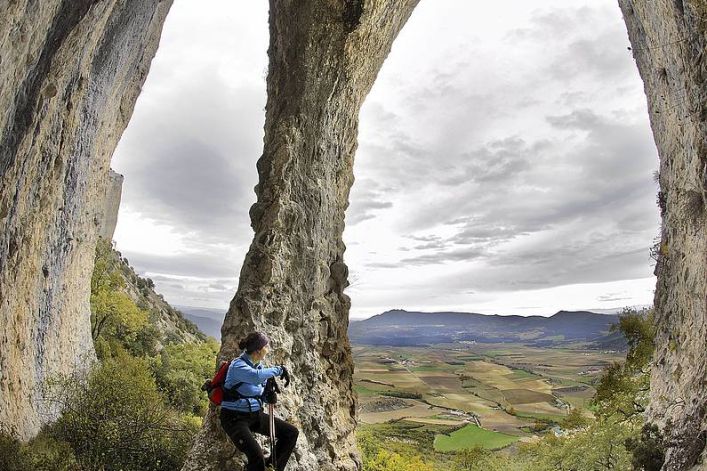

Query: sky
[{"left": 111, "top": 0, "right": 660, "bottom": 320}]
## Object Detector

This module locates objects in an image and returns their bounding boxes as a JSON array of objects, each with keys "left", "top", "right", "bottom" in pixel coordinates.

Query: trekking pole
[
  {"left": 264, "top": 377, "right": 281, "bottom": 470},
  {"left": 269, "top": 402, "right": 277, "bottom": 467}
]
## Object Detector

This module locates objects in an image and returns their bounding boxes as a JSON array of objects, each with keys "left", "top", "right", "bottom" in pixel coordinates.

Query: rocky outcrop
[
  {"left": 181, "top": 2, "right": 419, "bottom": 470},
  {"left": 0, "top": 1, "right": 172, "bottom": 439},
  {"left": 618, "top": 1, "right": 707, "bottom": 469},
  {"left": 1, "top": 1, "right": 705, "bottom": 470},
  {"left": 98, "top": 170, "right": 124, "bottom": 240}
]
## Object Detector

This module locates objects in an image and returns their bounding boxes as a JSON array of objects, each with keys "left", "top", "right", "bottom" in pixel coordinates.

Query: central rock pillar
[{"left": 182, "top": 1, "right": 419, "bottom": 470}]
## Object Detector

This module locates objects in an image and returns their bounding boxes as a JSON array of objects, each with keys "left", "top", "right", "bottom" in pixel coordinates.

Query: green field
[{"left": 433, "top": 424, "right": 519, "bottom": 451}]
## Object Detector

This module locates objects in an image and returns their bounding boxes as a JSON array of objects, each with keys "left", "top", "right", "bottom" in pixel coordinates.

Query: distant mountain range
[
  {"left": 175, "top": 305, "right": 226, "bottom": 340},
  {"left": 347, "top": 309, "right": 626, "bottom": 349},
  {"left": 177, "top": 305, "right": 627, "bottom": 350}
]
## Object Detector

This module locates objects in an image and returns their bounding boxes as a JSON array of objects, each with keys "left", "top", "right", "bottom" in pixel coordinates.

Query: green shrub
[
  {"left": 151, "top": 339, "right": 219, "bottom": 415},
  {"left": 0, "top": 428, "right": 77, "bottom": 471},
  {"left": 0, "top": 429, "right": 26, "bottom": 471},
  {"left": 380, "top": 389, "right": 422, "bottom": 399},
  {"left": 358, "top": 430, "right": 435, "bottom": 471},
  {"left": 625, "top": 423, "right": 665, "bottom": 471},
  {"left": 45, "top": 353, "right": 198, "bottom": 470}
]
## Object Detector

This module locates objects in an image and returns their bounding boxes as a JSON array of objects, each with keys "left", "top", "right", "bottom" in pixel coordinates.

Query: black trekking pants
[{"left": 220, "top": 408, "right": 299, "bottom": 471}]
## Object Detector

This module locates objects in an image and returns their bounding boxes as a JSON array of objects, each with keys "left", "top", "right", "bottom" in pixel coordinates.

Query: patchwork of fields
[{"left": 353, "top": 342, "right": 624, "bottom": 451}]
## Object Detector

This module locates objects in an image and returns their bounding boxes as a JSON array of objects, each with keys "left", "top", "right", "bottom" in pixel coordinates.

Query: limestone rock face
[
  {"left": 98, "top": 170, "right": 124, "bottom": 240},
  {"left": 181, "top": 1, "right": 419, "bottom": 470},
  {"left": 0, "top": 0, "right": 172, "bottom": 439},
  {"left": 619, "top": 1, "right": 707, "bottom": 469},
  {"left": 1, "top": 1, "right": 706, "bottom": 469}
]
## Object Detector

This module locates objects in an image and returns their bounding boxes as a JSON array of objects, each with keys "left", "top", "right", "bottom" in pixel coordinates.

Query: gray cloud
[
  {"left": 355, "top": 106, "right": 658, "bottom": 286},
  {"left": 440, "top": 137, "right": 534, "bottom": 186},
  {"left": 126, "top": 250, "right": 239, "bottom": 279},
  {"left": 506, "top": 6, "right": 635, "bottom": 82},
  {"left": 597, "top": 293, "right": 631, "bottom": 302},
  {"left": 114, "top": 66, "right": 265, "bottom": 245},
  {"left": 400, "top": 246, "right": 486, "bottom": 266},
  {"left": 128, "top": 139, "right": 249, "bottom": 236},
  {"left": 112, "top": 0, "right": 658, "bottom": 314},
  {"left": 347, "top": 178, "right": 395, "bottom": 225}
]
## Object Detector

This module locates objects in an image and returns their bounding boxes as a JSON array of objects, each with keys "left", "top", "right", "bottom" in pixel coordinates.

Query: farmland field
[
  {"left": 433, "top": 424, "right": 518, "bottom": 451},
  {"left": 353, "top": 342, "right": 624, "bottom": 451}
]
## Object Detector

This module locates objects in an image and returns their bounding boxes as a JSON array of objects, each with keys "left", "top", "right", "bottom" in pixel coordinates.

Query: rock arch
[{"left": 0, "top": 1, "right": 704, "bottom": 469}]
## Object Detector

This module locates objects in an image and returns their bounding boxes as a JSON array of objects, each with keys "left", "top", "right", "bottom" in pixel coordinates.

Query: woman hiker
[{"left": 220, "top": 332, "right": 299, "bottom": 471}]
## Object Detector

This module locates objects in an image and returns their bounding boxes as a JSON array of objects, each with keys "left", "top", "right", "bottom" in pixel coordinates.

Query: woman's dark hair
[{"left": 238, "top": 331, "right": 269, "bottom": 353}]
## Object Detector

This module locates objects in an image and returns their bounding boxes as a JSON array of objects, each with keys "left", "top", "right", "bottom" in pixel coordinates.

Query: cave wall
[
  {"left": 618, "top": 0, "right": 707, "bottom": 469},
  {"left": 1, "top": 0, "right": 705, "bottom": 470},
  {"left": 181, "top": 1, "right": 420, "bottom": 470},
  {"left": 0, "top": 0, "right": 172, "bottom": 439}
]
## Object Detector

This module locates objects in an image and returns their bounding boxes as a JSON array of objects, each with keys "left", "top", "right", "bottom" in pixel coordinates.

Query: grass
[
  {"left": 354, "top": 384, "right": 381, "bottom": 397},
  {"left": 507, "top": 368, "right": 542, "bottom": 381},
  {"left": 433, "top": 424, "right": 518, "bottom": 451}
]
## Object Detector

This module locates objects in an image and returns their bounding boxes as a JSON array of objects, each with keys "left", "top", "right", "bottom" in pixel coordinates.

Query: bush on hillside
[
  {"left": 45, "top": 353, "right": 198, "bottom": 471},
  {"left": 452, "top": 446, "right": 523, "bottom": 471},
  {"left": 358, "top": 430, "right": 435, "bottom": 471},
  {"left": 151, "top": 338, "right": 219, "bottom": 416},
  {"left": 91, "top": 240, "right": 152, "bottom": 354},
  {"left": 0, "top": 427, "right": 77, "bottom": 471},
  {"left": 380, "top": 390, "right": 422, "bottom": 399}
]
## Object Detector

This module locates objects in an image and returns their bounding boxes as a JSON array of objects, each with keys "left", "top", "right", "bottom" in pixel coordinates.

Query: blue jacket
[{"left": 221, "top": 352, "right": 283, "bottom": 412}]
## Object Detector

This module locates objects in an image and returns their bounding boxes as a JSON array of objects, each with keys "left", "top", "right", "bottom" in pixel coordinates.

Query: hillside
[
  {"left": 348, "top": 309, "right": 624, "bottom": 348},
  {"left": 96, "top": 239, "right": 206, "bottom": 346}
]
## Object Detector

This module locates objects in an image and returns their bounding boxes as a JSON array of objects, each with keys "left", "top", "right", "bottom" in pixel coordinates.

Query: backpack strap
[{"left": 223, "top": 382, "right": 264, "bottom": 411}]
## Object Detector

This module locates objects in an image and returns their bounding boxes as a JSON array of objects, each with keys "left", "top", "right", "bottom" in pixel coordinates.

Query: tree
[
  {"left": 150, "top": 339, "right": 220, "bottom": 416},
  {"left": 561, "top": 407, "right": 589, "bottom": 431},
  {"left": 0, "top": 428, "right": 77, "bottom": 471},
  {"left": 594, "top": 309, "right": 655, "bottom": 421},
  {"left": 453, "top": 446, "right": 522, "bottom": 471},
  {"left": 357, "top": 430, "right": 435, "bottom": 471},
  {"left": 90, "top": 239, "right": 151, "bottom": 355},
  {"left": 91, "top": 288, "right": 148, "bottom": 343},
  {"left": 518, "top": 420, "right": 634, "bottom": 471}
]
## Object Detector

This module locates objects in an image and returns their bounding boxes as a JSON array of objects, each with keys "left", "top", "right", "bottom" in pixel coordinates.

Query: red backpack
[{"left": 201, "top": 360, "right": 231, "bottom": 405}]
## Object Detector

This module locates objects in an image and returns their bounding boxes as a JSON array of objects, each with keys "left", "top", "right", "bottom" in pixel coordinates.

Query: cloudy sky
[{"left": 112, "top": 0, "right": 660, "bottom": 320}]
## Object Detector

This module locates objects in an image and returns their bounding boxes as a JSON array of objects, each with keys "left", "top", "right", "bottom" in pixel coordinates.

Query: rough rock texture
[
  {"left": 181, "top": 1, "right": 419, "bottom": 470},
  {"left": 98, "top": 169, "right": 124, "bottom": 240},
  {"left": 0, "top": 0, "right": 172, "bottom": 439},
  {"left": 1, "top": 0, "right": 706, "bottom": 469},
  {"left": 618, "top": 1, "right": 707, "bottom": 469}
]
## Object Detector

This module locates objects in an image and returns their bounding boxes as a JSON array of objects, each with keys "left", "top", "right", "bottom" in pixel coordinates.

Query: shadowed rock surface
[
  {"left": 619, "top": 1, "right": 707, "bottom": 469},
  {"left": 98, "top": 169, "right": 124, "bottom": 240},
  {"left": 0, "top": 0, "right": 172, "bottom": 439}
]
